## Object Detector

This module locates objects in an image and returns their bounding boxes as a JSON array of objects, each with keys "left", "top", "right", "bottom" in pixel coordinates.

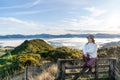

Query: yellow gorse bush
[{"left": 16, "top": 54, "right": 41, "bottom": 68}]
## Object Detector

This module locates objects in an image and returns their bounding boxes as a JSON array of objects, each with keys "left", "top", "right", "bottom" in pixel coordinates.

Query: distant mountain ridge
[{"left": 0, "top": 33, "right": 120, "bottom": 39}]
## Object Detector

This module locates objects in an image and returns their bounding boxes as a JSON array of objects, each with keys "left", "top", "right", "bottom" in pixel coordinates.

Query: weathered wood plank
[
  {"left": 65, "top": 70, "right": 109, "bottom": 76},
  {"left": 98, "top": 64, "right": 109, "bottom": 68},
  {"left": 114, "top": 71, "right": 120, "bottom": 80},
  {"left": 65, "top": 72, "right": 95, "bottom": 76},
  {"left": 114, "top": 66, "right": 120, "bottom": 80},
  {"left": 65, "top": 78, "right": 110, "bottom": 80},
  {"left": 98, "top": 70, "right": 109, "bottom": 74},
  {"left": 57, "top": 58, "right": 116, "bottom": 62},
  {"left": 65, "top": 65, "right": 82, "bottom": 69},
  {"left": 65, "top": 69, "right": 109, "bottom": 75}
]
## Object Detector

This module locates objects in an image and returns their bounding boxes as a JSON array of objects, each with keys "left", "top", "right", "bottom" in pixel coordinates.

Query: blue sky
[{"left": 0, "top": 0, "right": 120, "bottom": 35}]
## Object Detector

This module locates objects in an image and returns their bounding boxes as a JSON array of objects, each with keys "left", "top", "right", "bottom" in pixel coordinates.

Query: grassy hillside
[
  {"left": 0, "top": 39, "right": 83, "bottom": 79},
  {"left": 0, "top": 39, "right": 55, "bottom": 79},
  {"left": 11, "top": 39, "right": 54, "bottom": 54}
]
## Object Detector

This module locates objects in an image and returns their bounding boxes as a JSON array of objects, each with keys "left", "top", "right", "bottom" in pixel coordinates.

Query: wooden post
[
  {"left": 24, "top": 66, "right": 26, "bottom": 80},
  {"left": 109, "top": 59, "right": 113, "bottom": 80},
  {"left": 26, "top": 66, "right": 29, "bottom": 80},
  {"left": 61, "top": 62, "right": 65, "bottom": 80},
  {"left": 24, "top": 60, "right": 32, "bottom": 80},
  {"left": 109, "top": 59, "right": 117, "bottom": 80},
  {"left": 55, "top": 59, "right": 63, "bottom": 80},
  {"left": 24, "top": 66, "right": 29, "bottom": 80},
  {"left": 72, "top": 67, "right": 88, "bottom": 80},
  {"left": 95, "top": 60, "right": 98, "bottom": 80},
  {"left": 112, "top": 59, "right": 117, "bottom": 79}
]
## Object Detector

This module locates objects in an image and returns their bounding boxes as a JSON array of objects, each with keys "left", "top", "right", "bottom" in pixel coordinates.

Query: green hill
[
  {"left": 98, "top": 45, "right": 120, "bottom": 71},
  {"left": 98, "top": 45, "right": 120, "bottom": 58},
  {"left": 11, "top": 39, "right": 54, "bottom": 54}
]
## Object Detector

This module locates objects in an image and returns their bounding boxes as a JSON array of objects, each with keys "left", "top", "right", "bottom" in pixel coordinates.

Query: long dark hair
[{"left": 91, "top": 38, "right": 95, "bottom": 43}]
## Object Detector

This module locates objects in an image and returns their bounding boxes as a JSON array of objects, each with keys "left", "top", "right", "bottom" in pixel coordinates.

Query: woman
[{"left": 82, "top": 35, "right": 97, "bottom": 73}]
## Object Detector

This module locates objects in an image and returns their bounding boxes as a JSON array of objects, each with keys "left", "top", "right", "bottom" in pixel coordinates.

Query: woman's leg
[
  {"left": 86, "top": 58, "right": 96, "bottom": 72},
  {"left": 82, "top": 55, "right": 89, "bottom": 68}
]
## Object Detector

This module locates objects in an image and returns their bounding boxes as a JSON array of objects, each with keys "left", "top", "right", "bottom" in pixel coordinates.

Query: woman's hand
[
  {"left": 83, "top": 54, "right": 88, "bottom": 57},
  {"left": 82, "top": 52, "right": 84, "bottom": 55}
]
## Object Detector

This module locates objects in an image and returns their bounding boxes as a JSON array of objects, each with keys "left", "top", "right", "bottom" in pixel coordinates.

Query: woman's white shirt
[{"left": 83, "top": 43, "right": 97, "bottom": 58}]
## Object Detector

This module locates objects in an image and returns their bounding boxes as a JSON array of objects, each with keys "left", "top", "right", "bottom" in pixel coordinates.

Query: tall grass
[{"left": 33, "top": 64, "right": 58, "bottom": 80}]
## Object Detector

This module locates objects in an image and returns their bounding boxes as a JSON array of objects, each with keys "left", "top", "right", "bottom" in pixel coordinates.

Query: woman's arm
[{"left": 82, "top": 44, "right": 87, "bottom": 55}]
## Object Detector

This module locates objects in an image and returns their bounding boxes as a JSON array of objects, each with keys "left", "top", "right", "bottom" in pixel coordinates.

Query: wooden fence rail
[
  {"left": 114, "top": 65, "right": 120, "bottom": 80},
  {"left": 55, "top": 58, "right": 118, "bottom": 80}
]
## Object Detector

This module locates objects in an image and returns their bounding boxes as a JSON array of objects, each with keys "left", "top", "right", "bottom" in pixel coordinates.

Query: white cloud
[
  {"left": 0, "top": 0, "right": 41, "bottom": 9},
  {"left": 58, "top": 0, "right": 87, "bottom": 5},
  {"left": 30, "top": 0, "right": 41, "bottom": 7},
  {"left": 0, "top": 17, "right": 40, "bottom": 28},
  {"left": 61, "top": 7, "right": 107, "bottom": 31},
  {"left": 44, "top": 0, "right": 88, "bottom": 6},
  {"left": 66, "top": 16, "right": 105, "bottom": 31},
  {"left": 84, "top": 7, "right": 106, "bottom": 17},
  {"left": 0, "top": 17, "right": 74, "bottom": 35},
  {"left": 12, "top": 9, "right": 57, "bottom": 15},
  {"left": 0, "top": 17, "right": 44, "bottom": 34},
  {"left": 105, "top": 13, "right": 120, "bottom": 28},
  {"left": 61, "top": 7, "right": 120, "bottom": 34}
]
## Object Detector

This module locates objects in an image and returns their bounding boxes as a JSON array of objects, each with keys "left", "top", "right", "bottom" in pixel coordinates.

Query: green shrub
[{"left": 45, "top": 46, "right": 82, "bottom": 61}]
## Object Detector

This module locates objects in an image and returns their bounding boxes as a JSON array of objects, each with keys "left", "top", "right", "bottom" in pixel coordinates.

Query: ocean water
[{"left": 0, "top": 38, "right": 120, "bottom": 49}]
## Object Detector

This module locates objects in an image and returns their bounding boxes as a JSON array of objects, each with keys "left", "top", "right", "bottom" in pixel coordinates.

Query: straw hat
[{"left": 87, "top": 35, "right": 94, "bottom": 39}]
